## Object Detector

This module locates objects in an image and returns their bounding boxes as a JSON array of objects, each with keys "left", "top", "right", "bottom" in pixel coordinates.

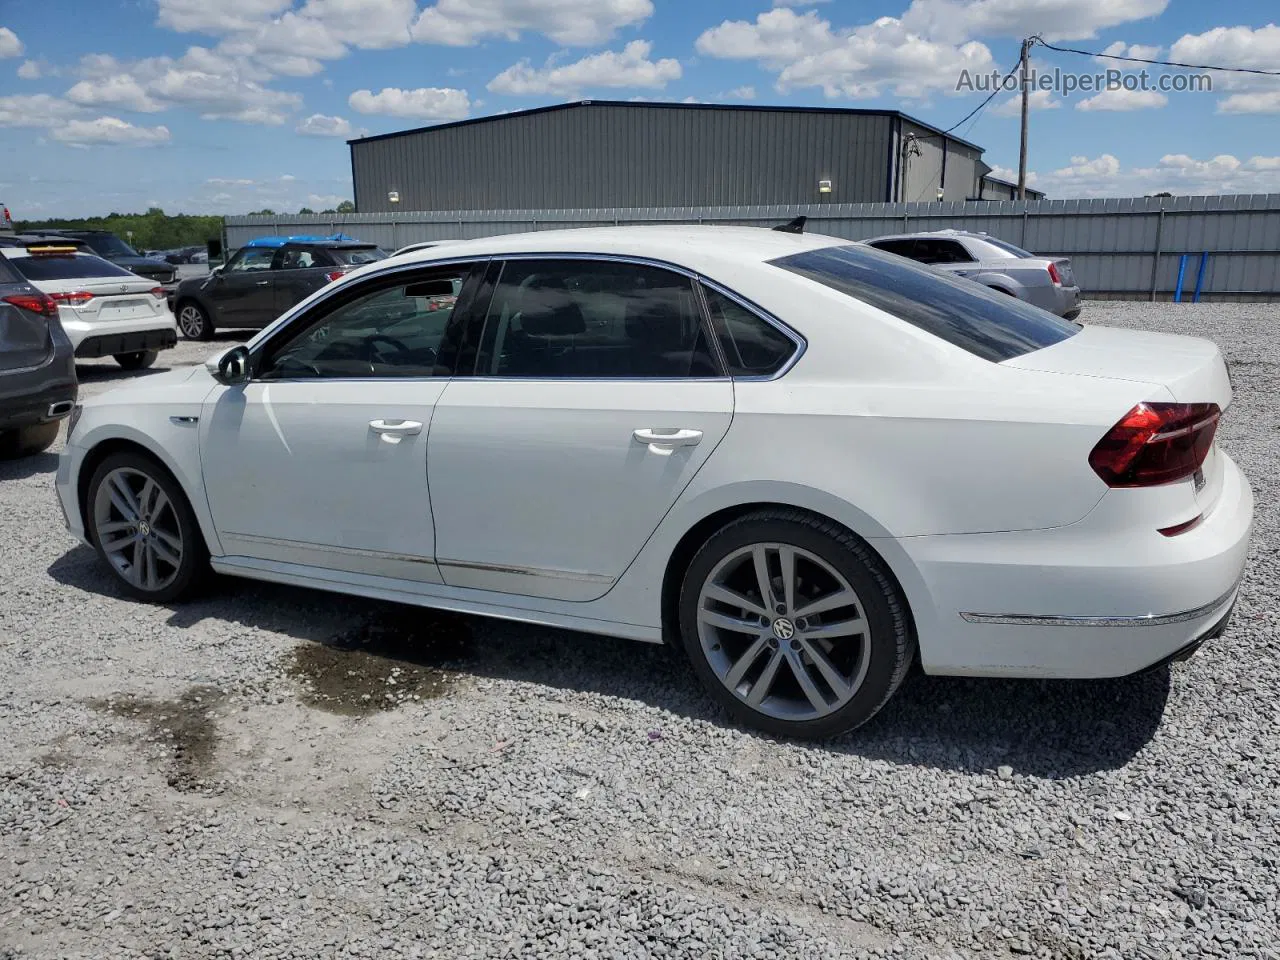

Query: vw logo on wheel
[
  {"left": 120, "top": 284, "right": 129, "bottom": 293},
  {"left": 771, "top": 617, "right": 795, "bottom": 641}
]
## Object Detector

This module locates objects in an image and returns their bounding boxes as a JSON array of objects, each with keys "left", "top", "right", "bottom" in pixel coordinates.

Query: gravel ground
[{"left": 2, "top": 302, "right": 1278, "bottom": 960}]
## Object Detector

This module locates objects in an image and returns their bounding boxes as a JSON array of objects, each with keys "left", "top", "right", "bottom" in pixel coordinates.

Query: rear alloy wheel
[
  {"left": 88, "top": 453, "right": 207, "bottom": 602},
  {"left": 176, "top": 301, "right": 213, "bottom": 340},
  {"left": 0, "top": 422, "right": 59, "bottom": 459},
  {"left": 679, "top": 510, "right": 915, "bottom": 739},
  {"left": 114, "top": 350, "right": 158, "bottom": 370}
]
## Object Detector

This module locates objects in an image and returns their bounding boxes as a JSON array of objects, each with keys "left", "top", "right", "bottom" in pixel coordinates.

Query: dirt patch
[
  {"left": 90, "top": 686, "right": 225, "bottom": 792},
  {"left": 284, "top": 607, "right": 471, "bottom": 717}
]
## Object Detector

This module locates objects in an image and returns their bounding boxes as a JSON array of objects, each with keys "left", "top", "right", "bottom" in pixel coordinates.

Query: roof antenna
[{"left": 772, "top": 216, "right": 806, "bottom": 234}]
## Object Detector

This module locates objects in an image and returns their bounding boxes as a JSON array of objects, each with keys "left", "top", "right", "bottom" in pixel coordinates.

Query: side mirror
[{"left": 207, "top": 345, "right": 251, "bottom": 385}]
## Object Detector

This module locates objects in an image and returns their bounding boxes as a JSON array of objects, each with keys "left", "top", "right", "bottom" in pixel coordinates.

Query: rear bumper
[
  {"left": 0, "top": 379, "right": 77, "bottom": 429},
  {"left": 73, "top": 326, "right": 177, "bottom": 359},
  {"left": 904, "top": 452, "right": 1254, "bottom": 678}
]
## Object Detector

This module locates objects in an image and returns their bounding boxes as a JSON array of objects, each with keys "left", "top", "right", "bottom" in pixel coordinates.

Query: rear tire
[
  {"left": 176, "top": 301, "right": 213, "bottom": 341},
  {"left": 0, "top": 422, "right": 60, "bottom": 459},
  {"left": 86, "top": 451, "right": 208, "bottom": 603},
  {"left": 678, "top": 509, "right": 915, "bottom": 740},
  {"left": 114, "top": 350, "right": 158, "bottom": 370}
]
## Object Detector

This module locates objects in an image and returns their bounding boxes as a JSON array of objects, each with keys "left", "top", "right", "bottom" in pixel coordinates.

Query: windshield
[
  {"left": 77, "top": 234, "right": 141, "bottom": 258},
  {"left": 770, "top": 244, "right": 1078, "bottom": 363},
  {"left": 333, "top": 247, "right": 388, "bottom": 265},
  {"left": 8, "top": 254, "right": 134, "bottom": 281}
]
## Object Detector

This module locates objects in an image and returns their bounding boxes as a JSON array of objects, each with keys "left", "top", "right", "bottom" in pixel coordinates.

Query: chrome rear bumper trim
[{"left": 960, "top": 583, "right": 1240, "bottom": 628}]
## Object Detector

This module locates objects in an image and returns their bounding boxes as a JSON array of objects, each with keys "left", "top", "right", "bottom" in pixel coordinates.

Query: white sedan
[{"left": 55, "top": 226, "right": 1253, "bottom": 738}]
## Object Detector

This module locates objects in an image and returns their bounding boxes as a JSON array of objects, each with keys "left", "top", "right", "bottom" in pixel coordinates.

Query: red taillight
[
  {"left": 49, "top": 291, "right": 95, "bottom": 307},
  {"left": 1089, "top": 402, "right": 1221, "bottom": 487},
  {"left": 325, "top": 270, "right": 346, "bottom": 282},
  {"left": 150, "top": 286, "right": 165, "bottom": 299},
  {"left": 1046, "top": 261, "right": 1062, "bottom": 285},
  {"left": 2, "top": 293, "right": 57, "bottom": 317}
]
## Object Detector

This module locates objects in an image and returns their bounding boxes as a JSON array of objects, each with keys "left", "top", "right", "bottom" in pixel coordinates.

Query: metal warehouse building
[{"left": 348, "top": 100, "right": 998, "bottom": 213}]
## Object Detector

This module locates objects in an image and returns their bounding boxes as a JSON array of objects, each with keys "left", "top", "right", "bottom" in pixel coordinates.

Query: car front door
[
  {"left": 208, "top": 247, "right": 278, "bottom": 328},
  {"left": 426, "top": 257, "right": 734, "bottom": 602},
  {"left": 200, "top": 261, "right": 483, "bottom": 582}
]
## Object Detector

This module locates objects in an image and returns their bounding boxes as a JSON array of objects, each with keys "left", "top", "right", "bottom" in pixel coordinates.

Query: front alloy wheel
[{"left": 176, "top": 302, "right": 212, "bottom": 340}]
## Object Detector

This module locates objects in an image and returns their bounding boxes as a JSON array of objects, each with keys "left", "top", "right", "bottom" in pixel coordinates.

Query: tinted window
[
  {"left": 913, "top": 239, "right": 973, "bottom": 264},
  {"left": 703, "top": 287, "right": 796, "bottom": 377},
  {"left": 260, "top": 270, "right": 468, "bottom": 380},
  {"left": 228, "top": 249, "right": 276, "bottom": 272},
  {"left": 0, "top": 255, "right": 20, "bottom": 283},
  {"left": 868, "top": 239, "right": 916, "bottom": 257},
  {"left": 333, "top": 247, "right": 387, "bottom": 266},
  {"left": 7, "top": 254, "right": 133, "bottom": 281},
  {"left": 72, "top": 234, "right": 138, "bottom": 258},
  {"left": 475, "top": 259, "right": 720, "bottom": 379},
  {"left": 771, "top": 244, "right": 1078, "bottom": 363}
]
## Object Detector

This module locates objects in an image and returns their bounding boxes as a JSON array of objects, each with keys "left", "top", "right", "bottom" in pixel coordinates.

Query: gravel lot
[{"left": 2, "top": 302, "right": 1278, "bottom": 960}]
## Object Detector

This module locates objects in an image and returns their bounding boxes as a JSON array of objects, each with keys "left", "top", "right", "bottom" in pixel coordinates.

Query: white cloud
[
  {"left": 1013, "top": 152, "right": 1280, "bottom": 198},
  {"left": 208, "top": 177, "right": 257, "bottom": 185},
  {"left": 992, "top": 87, "right": 1060, "bottom": 116},
  {"left": 1217, "top": 91, "right": 1280, "bottom": 115},
  {"left": 412, "top": 0, "right": 654, "bottom": 47},
  {"left": 1170, "top": 23, "right": 1280, "bottom": 72},
  {"left": 696, "top": 8, "right": 993, "bottom": 99},
  {"left": 1098, "top": 40, "right": 1162, "bottom": 62},
  {"left": 0, "top": 93, "right": 84, "bottom": 128},
  {"left": 348, "top": 86, "right": 471, "bottom": 121},
  {"left": 488, "top": 40, "right": 680, "bottom": 96},
  {"left": 66, "top": 76, "right": 165, "bottom": 113},
  {"left": 900, "top": 0, "right": 1169, "bottom": 43},
  {"left": 1248, "top": 156, "right": 1280, "bottom": 171},
  {"left": 294, "top": 0, "right": 416, "bottom": 49},
  {"left": 0, "top": 27, "right": 23, "bottom": 58},
  {"left": 17, "top": 59, "right": 45, "bottom": 79},
  {"left": 51, "top": 116, "right": 171, "bottom": 147},
  {"left": 156, "top": 0, "right": 293, "bottom": 34},
  {"left": 280, "top": 174, "right": 296, "bottom": 180},
  {"left": 296, "top": 112, "right": 366, "bottom": 137},
  {"left": 729, "top": 85, "right": 756, "bottom": 100},
  {"left": 1076, "top": 88, "right": 1168, "bottom": 111}
]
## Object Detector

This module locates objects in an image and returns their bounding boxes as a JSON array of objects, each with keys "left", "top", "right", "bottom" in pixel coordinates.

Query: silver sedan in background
[{"left": 861, "top": 230, "right": 1082, "bottom": 320}]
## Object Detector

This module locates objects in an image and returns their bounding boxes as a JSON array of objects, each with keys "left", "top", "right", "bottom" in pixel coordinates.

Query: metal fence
[{"left": 226, "top": 193, "right": 1280, "bottom": 301}]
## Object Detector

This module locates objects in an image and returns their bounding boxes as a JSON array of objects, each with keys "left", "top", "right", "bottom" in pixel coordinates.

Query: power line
[
  {"left": 1031, "top": 36, "right": 1280, "bottom": 77},
  {"left": 941, "top": 55, "right": 1025, "bottom": 134}
]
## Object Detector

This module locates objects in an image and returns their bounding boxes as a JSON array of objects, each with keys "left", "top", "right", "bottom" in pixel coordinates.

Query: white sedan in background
[
  {"left": 1, "top": 243, "right": 177, "bottom": 369},
  {"left": 55, "top": 226, "right": 1252, "bottom": 739}
]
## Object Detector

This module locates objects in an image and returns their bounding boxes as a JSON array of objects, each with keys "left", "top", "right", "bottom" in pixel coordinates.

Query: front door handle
[
  {"left": 255, "top": 280, "right": 270, "bottom": 286},
  {"left": 633, "top": 427, "right": 703, "bottom": 452},
  {"left": 369, "top": 419, "right": 423, "bottom": 444}
]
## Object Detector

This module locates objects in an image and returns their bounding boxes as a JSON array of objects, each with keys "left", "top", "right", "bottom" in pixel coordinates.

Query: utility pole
[{"left": 1018, "top": 37, "right": 1031, "bottom": 201}]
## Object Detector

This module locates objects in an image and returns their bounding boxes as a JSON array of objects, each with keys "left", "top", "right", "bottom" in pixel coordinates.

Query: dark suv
[
  {"left": 0, "top": 253, "right": 76, "bottom": 458},
  {"left": 36, "top": 230, "right": 178, "bottom": 292},
  {"left": 170, "top": 238, "right": 385, "bottom": 339}
]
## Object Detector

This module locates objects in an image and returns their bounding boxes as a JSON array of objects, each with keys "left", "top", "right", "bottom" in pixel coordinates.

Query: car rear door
[
  {"left": 425, "top": 257, "right": 734, "bottom": 602},
  {"left": 272, "top": 245, "right": 337, "bottom": 318},
  {"left": 208, "top": 247, "right": 278, "bottom": 328}
]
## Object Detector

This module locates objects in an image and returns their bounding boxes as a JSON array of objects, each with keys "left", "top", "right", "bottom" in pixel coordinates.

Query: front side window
[
  {"left": 703, "top": 287, "right": 797, "bottom": 377},
  {"left": 474, "top": 259, "right": 720, "bottom": 379},
  {"left": 333, "top": 247, "right": 387, "bottom": 266},
  {"left": 259, "top": 269, "right": 470, "bottom": 379},
  {"left": 227, "top": 249, "right": 277, "bottom": 272},
  {"left": 771, "top": 244, "right": 1078, "bottom": 363},
  {"left": 78, "top": 234, "right": 137, "bottom": 258}
]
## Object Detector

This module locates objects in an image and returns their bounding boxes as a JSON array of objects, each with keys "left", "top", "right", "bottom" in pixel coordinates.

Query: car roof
[
  {"left": 243, "top": 233, "right": 365, "bottom": 249},
  {"left": 390, "top": 225, "right": 846, "bottom": 273},
  {"left": 0, "top": 234, "right": 92, "bottom": 251}
]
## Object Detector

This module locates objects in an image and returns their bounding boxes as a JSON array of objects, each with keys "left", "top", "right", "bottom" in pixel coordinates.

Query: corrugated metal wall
[
  {"left": 226, "top": 193, "right": 1280, "bottom": 300},
  {"left": 351, "top": 104, "right": 896, "bottom": 210}
]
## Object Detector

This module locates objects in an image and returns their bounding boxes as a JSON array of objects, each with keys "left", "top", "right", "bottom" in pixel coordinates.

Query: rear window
[
  {"left": 770, "top": 244, "right": 1078, "bottom": 363},
  {"left": 7, "top": 254, "right": 134, "bottom": 282},
  {"left": 978, "top": 237, "right": 1035, "bottom": 259},
  {"left": 333, "top": 247, "right": 388, "bottom": 266}
]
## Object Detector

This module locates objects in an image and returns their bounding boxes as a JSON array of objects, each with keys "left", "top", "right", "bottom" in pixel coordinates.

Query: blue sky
[{"left": 1, "top": 0, "right": 1278, "bottom": 218}]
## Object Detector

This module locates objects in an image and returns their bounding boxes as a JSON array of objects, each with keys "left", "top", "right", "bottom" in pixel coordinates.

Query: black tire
[
  {"left": 86, "top": 451, "right": 209, "bottom": 603},
  {"left": 0, "top": 421, "right": 60, "bottom": 459},
  {"left": 114, "top": 350, "right": 158, "bottom": 370},
  {"left": 678, "top": 509, "right": 915, "bottom": 740},
  {"left": 175, "top": 300, "right": 213, "bottom": 340}
]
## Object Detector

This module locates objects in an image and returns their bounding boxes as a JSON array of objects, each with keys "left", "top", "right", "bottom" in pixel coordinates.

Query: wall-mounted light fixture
[
  {"left": 818, "top": 179, "right": 833, "bottom": 194},
  {"left": 388, "top": 190, "right": 401, "bottom": 204}
]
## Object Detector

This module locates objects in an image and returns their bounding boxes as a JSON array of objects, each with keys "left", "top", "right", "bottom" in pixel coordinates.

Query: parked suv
[
  {"left": 34, "top": 229, "right": 178, "bottom": 295},
  {"left": 861, "top": 230, "right": 1082, "bottom": 320},
  {"left": 0, "top": 252, "right": 76, "bottom": 458},
  {"left": 171, "top": 237, "right": 386, "bottom": 339}
]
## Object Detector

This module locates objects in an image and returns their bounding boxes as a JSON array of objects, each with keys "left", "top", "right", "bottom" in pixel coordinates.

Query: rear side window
[
  {"left": 868, "top": 239, "right": 916, "bottom": 257},
  {"left": 980, "top": 237, "right": 1035, "bottom": 258},
  {"left": 0, "top": 255, "right": 20, "bottom": 283},
  {"left": 702, "top": 287, "right": 797, "bottom": 377},
  {"left": 771, "top": 244, "right": 1078, "bottom": 363},
  {"left": 7, "top": 254, "right": 133, "bottom": 281},
  {"left": 333, "top": 247, "right": 387, "bottom": 266}
]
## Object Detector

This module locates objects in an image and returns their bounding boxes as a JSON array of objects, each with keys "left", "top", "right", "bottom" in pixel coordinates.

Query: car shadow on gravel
[
  {"left": 74, "top": 362, "right": 179, "bottom": 385},
  {"left": 0, "top": 450, "right": 59, "bottom": 480},
  {"left": 47, "top": 546, "right": 1171, "bottom": 779}
]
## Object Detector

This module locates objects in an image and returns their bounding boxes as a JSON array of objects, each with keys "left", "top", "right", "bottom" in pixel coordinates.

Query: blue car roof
[{"left": 243, "top": 233, "right": 359, "bottom": 248}]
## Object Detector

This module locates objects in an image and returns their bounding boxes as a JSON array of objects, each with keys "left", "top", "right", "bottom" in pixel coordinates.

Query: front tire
[
  {"left": 0, "top": 422, "right": 60, "bottom": 459},
  {"left": 86, "top": 452, "right": 208, "bottom": 603},
  {"left": 678, "top": 509, "right": 915, "bottom": 740},
  {"left": 176, "top": 301, "right": 213, "bottom": 340},
  {"left": 114, "top": 350, "right": 158, "bottom": 370}
]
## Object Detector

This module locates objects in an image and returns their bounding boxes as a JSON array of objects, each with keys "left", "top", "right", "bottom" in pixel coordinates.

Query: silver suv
[{"left": 861, "top": 230, "right": 1082, "bottom": 320}]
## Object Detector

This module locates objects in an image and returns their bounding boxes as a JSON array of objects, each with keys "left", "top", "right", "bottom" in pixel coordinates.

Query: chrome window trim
[
  {"left": 960, "top": 582, "right": 1240, "bottom": 628},
  {"left": 696, "top": 276, "right": 807, "bottom": 382}
]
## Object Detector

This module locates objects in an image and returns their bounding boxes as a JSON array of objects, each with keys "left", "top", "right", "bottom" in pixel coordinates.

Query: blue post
[
  {"left": 1193, "top": 252, "right": 1208, "bottom": 303},
  {"left": 1174, "top": 254, "right": 1188, "bottom": 303}
]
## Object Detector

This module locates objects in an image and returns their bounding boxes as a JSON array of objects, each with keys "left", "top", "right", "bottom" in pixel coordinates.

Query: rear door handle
[
  {"left": 255, "top": 280, "right": 270, "bottom": 286},
  {"left": 369, "top": 419, "right": 423, "bottom": 444},
  {"left": 633, "top": 428, "right": 703, "bottom": 451}
]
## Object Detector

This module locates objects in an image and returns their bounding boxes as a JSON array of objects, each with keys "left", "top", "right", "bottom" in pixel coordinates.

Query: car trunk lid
[{"left": 41, "top": 276, "right": 164, "bottom": 323}]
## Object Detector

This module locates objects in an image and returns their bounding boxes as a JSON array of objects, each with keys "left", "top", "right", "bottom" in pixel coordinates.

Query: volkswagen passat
[{"left": 55, "top": 227, "right": 1253, "bottom": 739}]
